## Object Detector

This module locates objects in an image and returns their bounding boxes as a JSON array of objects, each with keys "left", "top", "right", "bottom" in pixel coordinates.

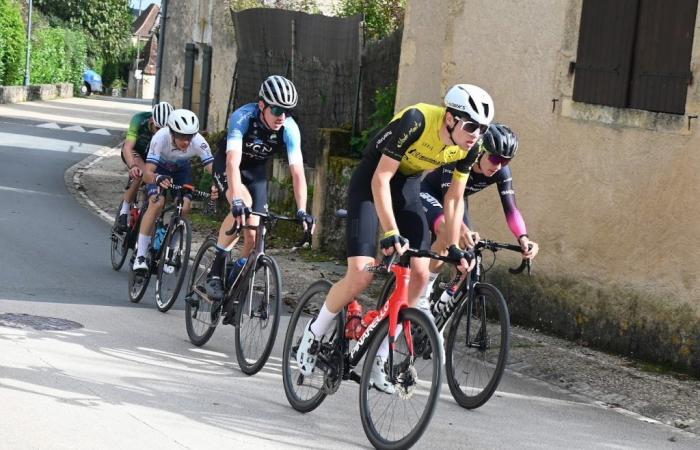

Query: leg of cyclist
[
  {"left": 133, "top": 185, "right": 165, "bottom": 272},
  {"left": 118, "top": 154, "right": 146, "bottom": 232}
]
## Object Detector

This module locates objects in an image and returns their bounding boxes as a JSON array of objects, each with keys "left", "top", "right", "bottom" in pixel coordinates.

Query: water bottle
[
  {"left": 344, "top": 300, "right": 364, "bottom": 340},
  {"left": 152, "top": 225, "right": 167, "bottom": 251},
  {"left": 432, "top": 285, "right": 456, "bottom": 319},
  {"left": 227, "top": 257, "right": 247, "bottom": 285}
]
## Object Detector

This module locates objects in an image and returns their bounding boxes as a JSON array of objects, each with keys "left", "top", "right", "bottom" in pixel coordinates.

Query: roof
[{"left": 132, "top": 4, "right": 160, "bottom": 37}]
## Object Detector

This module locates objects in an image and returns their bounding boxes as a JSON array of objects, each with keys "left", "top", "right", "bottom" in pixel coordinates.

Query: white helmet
[
  {"left": 444, "top": 84, "right": 494, "bottom": 125},
  {"left": 168, "top": 109, "right": 199, "bottom": 134},
  {"left": 151, "top": 101, "right": 174, "bottom": 128},
  {"left": 259, "top": 75, "right": 298, "bottom": 108}
]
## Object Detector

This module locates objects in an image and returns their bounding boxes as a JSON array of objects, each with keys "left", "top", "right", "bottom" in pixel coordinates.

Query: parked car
[{"left": 82, "top": 69, "right": 103, "bottom": 96}]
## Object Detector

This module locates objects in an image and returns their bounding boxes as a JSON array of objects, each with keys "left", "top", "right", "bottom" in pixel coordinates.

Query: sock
[
  {"left": 120, "top": 201, "right": 130, "bottom": 215},
  {"left": 310, "top": 303, "right": 338, "bottom": 337},
  {"left": 417, "top": 272, "right": 439, "bottom": 310},
  {"left": 377, "top": 324, "right": 403, "bottom": 359},
  {"left": 209, "top": 244, "right": 228, "bottom": 278},
  {"left": 136, "top": 234, "right": 151, "bottom": 258}
]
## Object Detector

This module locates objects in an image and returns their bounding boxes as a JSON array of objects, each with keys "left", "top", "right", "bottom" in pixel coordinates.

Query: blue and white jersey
[
  {"left": 225, "top": 103, "right": 303, "bottom": 166},
  {"left": 146, "top": 127, "right": 214, "bottom": 170}
]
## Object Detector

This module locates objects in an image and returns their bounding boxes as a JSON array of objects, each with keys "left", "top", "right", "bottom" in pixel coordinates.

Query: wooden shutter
[
  {"left": 573, "top": 0, "right": 640, "bottom": 107},
  {"left": 628, "top": 0, "right": 698, "bottom": 114}
]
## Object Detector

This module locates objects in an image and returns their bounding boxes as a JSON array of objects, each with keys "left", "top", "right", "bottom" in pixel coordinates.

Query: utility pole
[
  {"left": 24, "top": 0, "right": 33, "bottom": 86},
  {"left": 134, "top": 0, "right": 144, "bottom": 98}
]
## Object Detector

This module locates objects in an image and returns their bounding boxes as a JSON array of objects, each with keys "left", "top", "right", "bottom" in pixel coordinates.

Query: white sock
[
  {"left": 377, "top": 324, "right": 403, "bottom": 359},
  {"left": 310, "top": 303, "right": 338, "bottom": 337},
  {"left": 120, "top": 201, "right": 130, "bottom": 215},
  {"left": 136, "top": 234, "right": 151, "bottom": 258},
  {"left": 417, "top": 272, "right": 439, "bottom": 310}
]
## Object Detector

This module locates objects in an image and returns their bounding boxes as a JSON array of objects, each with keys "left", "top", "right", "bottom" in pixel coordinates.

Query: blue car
[{"left": 82, "top": 69, "right": 103, "bottom": 95}]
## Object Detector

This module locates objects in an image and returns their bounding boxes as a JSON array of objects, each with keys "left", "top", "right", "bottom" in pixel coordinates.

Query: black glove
[
  {"left": 296, "top": 209, "right": 315, "bottom": 230},
  {"left": 448, "top": 244, "right": 474, "bottom": 265},
  {"left": 231, "top": 198, "right": 249, "bottom": 219},
  {"left": 155, "top": 174, "right": 172, "bottom": 188},
  {"left": 380, "top": 233, "right": 409, "bottom": 251}
]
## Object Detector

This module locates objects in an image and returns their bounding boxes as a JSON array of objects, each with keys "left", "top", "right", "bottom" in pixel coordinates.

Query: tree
[
  {"left": 335, "top": 0, "right": 405, "bottom": 40},
  {"left": 34, "top": 0, "right": 131, "bottom": 60},
  {"left": 0, "top": 0, "right": 27, "bottom": 85}
]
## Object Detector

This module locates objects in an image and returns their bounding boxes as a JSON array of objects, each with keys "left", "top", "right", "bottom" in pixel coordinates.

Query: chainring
[{"left": 322, "top": 347, "right": 344, "bottom": 395}]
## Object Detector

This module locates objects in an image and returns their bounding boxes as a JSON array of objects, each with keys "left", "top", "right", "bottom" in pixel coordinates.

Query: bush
[
  {"left": 351, "top": 83, "right": 397, "bottom": 155},
  {"left": 30, "top": 27, "right": 87, "bottom": 87},
  {"left": 0, "top": 0, "right": 27, "bottom": 85}
]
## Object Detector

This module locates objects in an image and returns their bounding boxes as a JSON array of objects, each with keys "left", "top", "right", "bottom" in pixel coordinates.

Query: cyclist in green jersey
[{"left": 116, "top": 102, "right": 174, "bottom": 232}]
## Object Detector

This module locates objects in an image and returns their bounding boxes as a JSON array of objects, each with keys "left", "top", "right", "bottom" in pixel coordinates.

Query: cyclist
[
  {"left": 205, "top": 75, "right": 314, "bottom": 300},
  {"left": 296, "top": 84, "right": 494, "bottom": 393},
  {"left": 417, "top": 123, "right": 540, "bottom": 309},
  {"left": 116, "top": 101, "right": 174, "bottom": 232},
  {"left": 132, "top": 109, "right": 217, "bottom": 272}
]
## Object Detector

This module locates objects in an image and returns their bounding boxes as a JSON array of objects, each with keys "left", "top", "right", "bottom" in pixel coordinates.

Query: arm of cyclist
[
  {"left": 224, "top": 143, "right": 249, "bottom": 226},
  {"left": 372, "top": 156, "right": 408, "bottom": 256},
  {"left": 121, "top": 138, "right": 142, "bottom": 179},
  {"left": 289, "top": 163, "right": 315, "bottom": 233},
  {"left": 496, "top": 171, "right": 538, "bottom": 259},
  {"left": 443, "top": 174, "right": 474, "bottom": 272}
]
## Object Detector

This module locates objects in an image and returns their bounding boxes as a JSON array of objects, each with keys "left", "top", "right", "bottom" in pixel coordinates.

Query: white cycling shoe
[
  {"left": 133, "top": 256, "right": 148, "bottom": 272},
  {"left": 296, "top": 320, "right": 319, "bottom": 377},
  {"left": 370, "top": 356, "right": 396, "bottom": 395}
]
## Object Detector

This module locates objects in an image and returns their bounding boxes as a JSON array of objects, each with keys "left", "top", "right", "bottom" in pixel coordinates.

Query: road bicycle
[
  {"left": 185, "top": 211, "right": 308, "bottom": 375},
  {"left": 127, "top": 184, "right": 210, "bottom": 312},
  {"left": 110, "top": 181, "right": 147, "bottom": 271},
  {"left": 376, "top": 238, "right": 530, "bottom": 409},
  {"left": 282, "top": 248, "right": 462, "bottom": 450}
]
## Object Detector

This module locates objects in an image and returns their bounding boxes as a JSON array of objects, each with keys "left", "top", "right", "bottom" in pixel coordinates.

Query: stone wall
[{"left": 0, "top": 83, "right": 73, "bottom": 104}]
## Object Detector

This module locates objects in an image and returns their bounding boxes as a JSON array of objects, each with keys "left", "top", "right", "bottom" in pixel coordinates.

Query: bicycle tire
[
  {"left": 235, "top": 255, "right": 282, "bottom": 375},
  {"left": 282, "top": 279, "right": 335, "bottom": 413},
  {"left": 110, "top": 209, "right": 129, "bottom": 271},
  {"left": 155, "top": 218, "right": 192, "bottom": 312},
  {"left": 445, "top": 282, "right": 510, "bottom": 409},
  {"left": 359, "top": 307, "right": 442, "bottom": 450},
  {"left": 185, "top": 237, "right": 220, "bottom": 346},
  {"left": 127, "top": 246, "right": 151, "bottom": 303}
]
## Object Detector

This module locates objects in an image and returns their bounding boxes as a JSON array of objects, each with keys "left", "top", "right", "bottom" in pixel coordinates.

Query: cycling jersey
[
  {"left": 421, "top": 158, "right": 528, "bottom": 238},
  {"left": 146, "top": 127, "right": 214, "bottom": 170},
  {"left": 225, "top": 103, "right": 303, "bottom": 167},
  {"left": 125, "top": 111, "right": 155, "bottom": 159},
  {"left": 365, "top": 103, "right": 479, "bottom": 179}
]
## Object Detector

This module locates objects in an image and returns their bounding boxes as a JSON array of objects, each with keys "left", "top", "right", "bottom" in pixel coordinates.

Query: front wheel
[
  {"left": 235, "top": 255, "right": 282, "bottom": 375},
  {"left": 155, "top": 218, "right": 192, "bottom": 312},
  {"left": 359, "top": 308, "right": 442, "bottom": 450},
  {"left": 445, "top": 283, "right": 510, "bottom": 409},
  {"left": 185, "top": 237, "right": 220, "bottom": 346}
]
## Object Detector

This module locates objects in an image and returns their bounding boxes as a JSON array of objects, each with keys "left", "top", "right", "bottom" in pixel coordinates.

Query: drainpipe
[{"left": 154, "top": 0, "right": 169, "bottom": 103}]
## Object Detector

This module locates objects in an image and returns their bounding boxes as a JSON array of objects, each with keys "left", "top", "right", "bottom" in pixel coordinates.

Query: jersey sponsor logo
[
  {"left": 396, "top": 120, "right": 420, "bottom": 148},
  {"left": 376, "top": 130, "right": 392, "bottom": 146},
  {"left": 200, "top": 142, "right": 208, "bottom": 150}
]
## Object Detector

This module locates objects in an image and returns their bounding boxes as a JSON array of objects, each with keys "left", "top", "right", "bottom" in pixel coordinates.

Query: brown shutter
[
  {"left": 573, "top": 0, "right": 640, "bottom": 107},
  {"left": 628, "top": 0, "right": 698, "bottom": 114}
]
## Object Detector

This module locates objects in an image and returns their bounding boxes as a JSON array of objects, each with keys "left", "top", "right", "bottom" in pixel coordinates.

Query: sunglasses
[
  {"left": 268, "top": 105, "right": 292, "bottom": 117},
  {"left": 485, "top": 152, "right": 511, "bottom": 166},
  {"left": 455, "top": 117, "right": 489, "bottom": 135}
]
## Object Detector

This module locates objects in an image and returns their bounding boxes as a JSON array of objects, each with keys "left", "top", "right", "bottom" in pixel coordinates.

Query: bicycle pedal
[{"left": 163, "top": 264, "right": 175, "bottom": 274}]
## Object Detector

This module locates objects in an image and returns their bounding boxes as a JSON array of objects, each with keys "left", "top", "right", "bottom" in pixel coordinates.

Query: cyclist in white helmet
[
  {"left": 116, "top": 101, "right": 174, "bottom": 232},
  {"left": 132, "top": 109, "right": 218, "bottom": 272},
  {"left": 205, "top": 75, "right": 314, "bottom": 300}
]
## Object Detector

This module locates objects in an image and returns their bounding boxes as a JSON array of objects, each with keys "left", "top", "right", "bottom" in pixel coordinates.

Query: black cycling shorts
[
  {"left": 213, "top": 150, "right": 268, "bottom": 214},
  {"left": 345, "top": 156, "right": 430, "bottom": 258},
  {"left": 419, "top": 184, "right": 471, "bottom": 235}
]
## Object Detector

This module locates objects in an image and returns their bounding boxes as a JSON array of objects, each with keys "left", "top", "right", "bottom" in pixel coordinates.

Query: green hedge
[
  {"left": 0, "top": 0, "right": 27, "bottom": 85},
  {"left": 30, "top": 27, "right": 87, "bottom": 88}
]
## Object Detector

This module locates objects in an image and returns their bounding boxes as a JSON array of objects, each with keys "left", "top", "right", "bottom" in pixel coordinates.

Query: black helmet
[{"left": 481, "top": 123, "right": 518, "bottom": 159}]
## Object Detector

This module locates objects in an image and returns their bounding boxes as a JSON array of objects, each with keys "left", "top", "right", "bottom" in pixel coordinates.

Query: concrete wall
[
  {"left": 0, "top": 83, "right": 73, "bottom": 104},
  {"left": 398, "top": 0, "right": 700, "bottom": 372},
  {"left": 160, "top": 0, "right": 237, "bottom": 131}
]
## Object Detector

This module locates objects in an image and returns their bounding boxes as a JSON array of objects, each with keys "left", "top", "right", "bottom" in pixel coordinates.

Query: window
[{"left": 573, "top": 0, "right": 697, "bottom": 115}]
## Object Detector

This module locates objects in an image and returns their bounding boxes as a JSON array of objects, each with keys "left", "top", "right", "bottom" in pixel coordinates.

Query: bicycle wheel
[
  {"left": 359, "top": 307, "right": 442, "bottom": 450},
  {"left": 155, "top": 218, "right": 192, "bottom": 312},
  {"left": 445, "top": 282, "right": 510, "bottom": 409},
  {"left": 110, "top": 210, "right": 128, "bottom": 271},
  {"left": 282, "top": 279, "right": 338, "bottom": 413},
  {"left": 235, "top": 255, "right": 282, "bottom": 375},
  {"left": 127, "top": 247, "right": 151, "bottom": 303},
  {"left": 185, "top": 237, "right": 220, "bottom": 346}
]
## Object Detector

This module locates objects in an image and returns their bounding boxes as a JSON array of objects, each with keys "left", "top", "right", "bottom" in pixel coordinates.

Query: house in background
[{"left": 128, "top": 3, "right": 161, "bottom": 99}]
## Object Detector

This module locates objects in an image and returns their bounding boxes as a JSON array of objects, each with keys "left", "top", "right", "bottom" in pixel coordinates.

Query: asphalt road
[{"left": 0, "top": 97, "right": 697, "bottom": 449}]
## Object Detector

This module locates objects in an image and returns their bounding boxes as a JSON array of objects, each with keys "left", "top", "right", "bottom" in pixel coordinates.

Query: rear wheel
[
  {"left": 110, "top": 205, "right": 128, "bottom": 271},
  {"left": 185, "top": 237, "right": 221, "bottom": 346},
  {"left": 155, "top": 218, "right": 192, "bottom": 312},
  {"left": 128, "top": 245, "right": 151, "bottom": 303},
  {"left": 235, "top": 255, "right": 282, "bottom": 375},
  {"left": 445, "top": 283, "right": 510, "bottom": 409},
  {"left": 359, "top": 307, "right": 442, "bottom": 450},
  {"left": 282, "top": 279, "right": 339, "bottom": 413}
]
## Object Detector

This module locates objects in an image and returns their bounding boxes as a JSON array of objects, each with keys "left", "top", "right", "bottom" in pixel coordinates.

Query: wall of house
[
  {"left": 159, "top": 0, "right": 237, "bottom": 131},
  {"left": 398, "top": 0, "right": 700, "bottom": 371}
]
